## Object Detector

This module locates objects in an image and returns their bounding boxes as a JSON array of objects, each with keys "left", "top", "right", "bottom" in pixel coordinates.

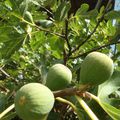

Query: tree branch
[
  {"left": 105, "top": 0, "right": 114, "bottom": 12},
  {"left": 69, "top": 40, "right": 120, "bottom": 59},
  {"left": 95, "top": 0, "right": 103, "bottom": 10},
  {"left": 35, "top": 24, "right": 65, "bottom": 38},
  {"left": 65, "top": 19, "right": 72, "bottom": 55},
  {"left": 0, "top": 67, "right": 18, "bottom": 85},
  {"left": 0, "top": 85, "right": 9, "bottom": 93},
  {"left": 68, "top": 0, "right": 113, "bottom": 57},
  {"left": 38, "top": 5, "right": 53, "bottom": 18},
  {"left": 12, "top": 13, "right": 65, "bottom": 39},
  {"left": 63, "top": 19, "right": 72, "bottom": 64},
  {"left": 70, "top": 17, "right": 103, "bottom": 54},
  {"left": 53, "top": 84, "right": 90, "bottom": 97}
]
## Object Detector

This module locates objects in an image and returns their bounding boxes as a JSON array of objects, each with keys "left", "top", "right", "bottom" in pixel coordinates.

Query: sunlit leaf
[
  {"left": 98, "top": 71, "right": 120, "bottom": 107},
  {"left": 0, "top": 93, "right": 7, "bottom": 113},
  {"left": 76, "top": 4, "right": 89, "bottom": 15}
]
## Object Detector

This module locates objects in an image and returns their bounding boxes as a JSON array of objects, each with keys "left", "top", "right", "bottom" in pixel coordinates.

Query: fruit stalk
[
  {"left": 56, "top": 97, "right": 83, "bottom": 119},
  {"left": 0, "top": 104, "right": 15, "bottom": 119},
  {"left": 75, "top": 96, "right": 99, "bottom": 120},
  {"left": 56, "top": 97, "right": 76, "bottom": 111}
]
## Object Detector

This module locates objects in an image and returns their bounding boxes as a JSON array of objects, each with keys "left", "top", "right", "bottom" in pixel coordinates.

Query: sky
[{"left": 115, "top": 0, "right": 120, "bottom": 10}]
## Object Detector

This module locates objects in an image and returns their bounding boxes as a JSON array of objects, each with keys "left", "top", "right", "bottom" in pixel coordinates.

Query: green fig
[
  {"left": 80, "top": 52, "right": 114, "bottom": 85},
  {"left": 14, "top": 83, "right": 55, "bottom": 120},
  {"left": 46, "top": 64, "right": 72, "bottom": 91}
]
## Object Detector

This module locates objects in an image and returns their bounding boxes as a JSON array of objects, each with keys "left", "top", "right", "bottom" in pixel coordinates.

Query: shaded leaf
[
  {"left": 0, "top": 26, "right": 24, "bottom": 59},
  {"left": 4, "top": 0, "right": 32, "bottom": 17},
  {"left": 0, "top": 93, "right": 7, "bottom": 113},
  {"left": 99, "top": 101, "right": 120, "bottom": 120},
  {"left": 54, "top": 2, "right": 70, "bottom": 21},
  {"left": 105, "top": 10, "right": 120, "bottom": 20}
]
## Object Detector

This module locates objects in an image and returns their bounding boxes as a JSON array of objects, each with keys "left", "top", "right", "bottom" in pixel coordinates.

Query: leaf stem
[
  {"left": 0, "top": 67, "right": 18, "bottom": 85},
  {"left": 56, "top": 97, "right": 83, "bottom": 120},
  {"left": 11, "top": 13, "right": 65, "bottom": 38},
  {"left": 85, "top": 92, "right": 100, "bottom": 104},
  {"left": 0, "top": 104, "right": 15, "bottom": 119},
  {"left": 75, "top": 95, "right": 99, "bottom": 120}
]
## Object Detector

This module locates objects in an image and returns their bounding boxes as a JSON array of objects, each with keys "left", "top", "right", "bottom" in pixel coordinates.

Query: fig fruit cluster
[
  {"left": 14, "top": 64, "right": 72, "bottom": 120},
  {"left": 14, "top": 52, "right": 114, "bottom": 120}
]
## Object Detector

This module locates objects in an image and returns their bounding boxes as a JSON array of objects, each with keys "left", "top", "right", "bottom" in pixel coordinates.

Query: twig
[
  {"left": 63, "top": 19, "right": 72, "bottom": 64},
  {"left": 0, "top": 85, "right": 9, "bottom": 93},
  {"left": 65, "top": 20, "right": 72, "bottom": 55},
  {"left": 0, "top": 67, "right": 10, "bottom": 78},
  {"left": 53, "top": 84, "right": 90, "bottom": 97},
  {"left": 105, "top": 0, "right": 113, "bottom": 12},
  {"left": 35, "top": 24, "right": 65, "bottom": 38},
  {"left": 70, "top": 16, "right": 104, "bottom": 55},
  {"left": 69, "top": 40, "right": 120, "bottom": 59},
  {"left": 95, "top": 0, "right": 103, "bottom": 10},
  {"left": 38, "top": 5, "right": 53, "bottom": 18},
  {"left": 0, "top": 67, "right": 18, "bottom": 85},
  {"left": 12, "top": 13, "right": 65, "bottom": 39},
  {"left": 63, "top": 49, "right": 67, "bottom": 65},
  {"left": 53, "top": 87, "right": 78, "bottom": 97}
]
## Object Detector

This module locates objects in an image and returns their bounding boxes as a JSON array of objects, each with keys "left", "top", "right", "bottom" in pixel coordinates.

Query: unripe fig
[
  {"left": 46, "top": 64, "right": 72, "bottom": 91},
  {"left": 14, "top": 83, "right": 55, "bottom": 120},
  {"left": 36, "top": 20, "right": 54, "bottom": 28},
  {"left": 80, "top": 52, "right": 114, "bottom": 85}
]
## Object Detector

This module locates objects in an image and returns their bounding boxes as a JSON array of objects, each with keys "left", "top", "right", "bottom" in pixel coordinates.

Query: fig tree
[
  {"left": 80, "top": 52, "right": 114, "bottom": 85},
  {"left": 46, "top": 64, "right": 72, "bottom": 91},
  {"left": 14, "top": 83, "right": 55, "bottom": 120}
]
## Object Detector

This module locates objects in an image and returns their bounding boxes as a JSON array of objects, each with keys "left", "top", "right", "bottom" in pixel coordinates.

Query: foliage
[{"left": 0, "top": 0, "right": 120, "bottom": 120}]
